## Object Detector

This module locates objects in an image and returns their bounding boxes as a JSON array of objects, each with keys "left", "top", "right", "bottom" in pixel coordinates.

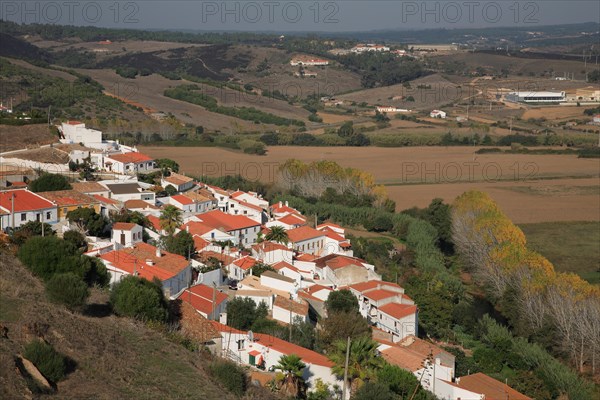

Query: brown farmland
[{"left": 142, "top": 146, "right": 600, "bottom": 223}]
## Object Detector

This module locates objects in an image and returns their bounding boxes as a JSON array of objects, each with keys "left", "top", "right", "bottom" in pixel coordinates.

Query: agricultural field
[
  {"left": 519, "top": 221, "right": 600, "bottom": 284},
  {"left": 142, "top": 145, "right": 600, "bottom": 223}
]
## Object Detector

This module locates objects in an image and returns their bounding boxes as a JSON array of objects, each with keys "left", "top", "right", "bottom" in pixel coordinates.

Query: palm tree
[
  {"left": 274, "top": 354, "right": 307, "bottom": 399},
  {"left": 329, "top": 337, "right": 384, "bottom": 395},
  {"left": 265, "top": 226, "right": 289, "bottom": 244},
  {"left": 159, "top": 205, "right": 182, "bottom": 236}
]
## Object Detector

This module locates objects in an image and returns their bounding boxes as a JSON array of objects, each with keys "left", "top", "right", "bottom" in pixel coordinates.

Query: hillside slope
[{"left": 0, "top": 251, "right": 236, "bottom": 400}]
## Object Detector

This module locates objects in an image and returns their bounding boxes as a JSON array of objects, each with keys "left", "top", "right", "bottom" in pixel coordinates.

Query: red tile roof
[
  {"left": 295, "top": 253, "right": 318, "bottom": 262},
  {"left": 198, "top": 210, "right": 259, "bottom": 232},
  {"left": 195, "top": 250, "right": 236, "bottom": 266},
  {"left": 210, "top": 320, "right": 244, "bottom": 335},
  {"left": 171, "top": 194, "right": 195, "bottom": 206},
  {"left": 181, "top": 221, "right": 216, "bottom": 236},
  {"left": 316, "top": 222, "right": 343, "bottom": 230},
  {"left": 271, "top": 203, "right": 299, "bottom": 215},
  {"left": 67, "top": 120, "right": 84, "bottom": 125},
  {"left": 193, "top": 236, "right": 209, "bottom": 251},
  {"left": 233, "top": 256, "right": 258, "bottom": 271},
  {"left": 107, "top": 152, "right": 153, "bottom": 164},
  {"left": 0, "top": 189, "right": 54, "bottom": 212},
  {"left": 92, "top": 194, "right": 119, "bottom": 205},
  {"left": 363, "top": 289, "right": 398, "bottom": 301},
  {"left": 305, "top": 284, "right": 332, "bottom": 295},
  {"left": 164, "top": 173, "right": 193, "bottom": 186},
  {"left": 321, "top": 255, "right": 365, "bottom": 271},
  {"left": 100, "top": 242, "right": 188, "bottom": 281},
  {"left": 38, "top": 190, "right": 99, "bottom": 207},
  {"left": 321, "top": 228, "right": 347, "bottom": 242},
  {"left": 253, "top": 332, "right": 333, "bottom": 367},
  {"left": 287, "top": 226, "right": 324, "bottom": 243},
  {"left": 349, "top": 280, "right": 402, "bottom": 293},
  {"left": 449, "top": 373, "right": 532, "bottom": 400},
  {"left": 277, "top": 213, "right": 306, "bottom": 226},
  {"left": 379, "top": 344, "right": 426, "bottom": 372},
  {"left": 274, "top": 296, "right": 309, "bottom": 316},
  {"left": 252, "top": 241, "right": 290, "bottom": 253},
  {"left": 147, "top": 215, "right": 161, "bottom": 231},
  {"left": 112, "top": 222, "right": 138, "bottom": 231},
  {"left": 179, "top": 284, "right": 228, "bottom": 316},
  {"left": 378, "top": 303, "right": 417, "bottom": 320},
  {"left": 124, "top": 199, "right": 159, "bottom": 210}
]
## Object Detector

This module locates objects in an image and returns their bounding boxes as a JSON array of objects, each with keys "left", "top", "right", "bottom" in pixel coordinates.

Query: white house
[
  {"left": 161, "top": 173, "right": 195, "bottom": 193},
  {"left": 197, "top": 210, "right": 261, "bottom": 246},
  {"left": 103, "top": 152, "right": 155, "bottom": 174},
  {"left": 229, "top": 190, "right": 269, "bottom": 209},
  {"left": 100, "top": 180, "right": 156, "bottom": 203},
  {"left": 228, "top": 256, "right": 258, "bottom": 281},
  {"left": 377, "top": 303, "right": 418, "bottom": 342},
  {"left": 435, "top": 372, "right": 531, "bottom": 400},
  {"left": 260, "top": 270, "right": 297, "bottom": 294},
  {"left": 227, "top": 198, "right": 265, "bottom": 224},
  {"left": 170, "top": 194, "right": 198, "bottom": 213},
  {"left": 290, "top": 58, "right": 330, "bottom": 66},
  {"left": 347, "top": 280, "right": 413, "bottom": 320},
  {"left": 99, "top": 242, "right": 191, "bottom": 298},
  {"left": 287, "top": 226, "right": 326, "bottom": 255},
  {"left": 251, "top": 241, "right": 294, "bottom": 265},
  {"left": 59, "top": 121, "right": 103, "bottom": 149},
  {"left": 181, "top": 191, "right": 215, "bottom": 213},
  {"left": 377, "top": 106, "right": 410, "bottom": 113},
  {"left": 266, "top": 213, "right": 307, "bottom": 230},
  {"left": 319, "top": 227, "right": 353, "bottom": 257},
  {"left": 181, "top": 221, "right": 239, "bottom": 246},
  {"left": 0, "top": 189, "right": 58, "bottom": 231},
  {"left": 235, "top": 290, "right": 274, "bottom": 310},
  {"left": 272, "top": 295, "right": 309, "bottom": 325},
  {"left": 430, "top": 110, "right": 447, "bottom": 119},
  {"left": 314, "top": 255, "right": 380, "bottom": 287},
  {"left": 111, "top": 222, "right": 143, "bottom": 249},
  {"left": 352, "top": 44, "right": 390, "bottom": 53},
  {"left": 211, "top": 321, "right": 342, "bottom": 392}
]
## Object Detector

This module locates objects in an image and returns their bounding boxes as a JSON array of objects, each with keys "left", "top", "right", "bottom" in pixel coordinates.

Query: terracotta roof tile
[
  {"left": 450, "top": 373, "right": 532, "bottom": 400},
  {"left": 287, "top": 226, "right": 324, "bottom": 243},
  {"left": 0, "top": 189, "right": 54, "bottom": 212},
  {"left": 107, "top": 152, "right": 153, "bottom": 163},
  {"left": 198, "top": 210, "right": 259, "bottom": 232},
  {"left": 378, "top": 303, "right": 417, "bottom": 320}
]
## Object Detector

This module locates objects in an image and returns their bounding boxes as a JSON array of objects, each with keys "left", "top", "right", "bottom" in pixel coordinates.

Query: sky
[{"left": 1, "top": 1, "right": 599, "bottom": 32}]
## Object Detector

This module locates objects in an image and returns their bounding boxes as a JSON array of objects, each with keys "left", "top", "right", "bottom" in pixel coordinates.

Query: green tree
[
  {"left": 164, "top": 184, "right": 178, "bottom": 196},
  {"left": 319, "top": 312, "right": 372, "bottom": 350},
  {"left": 163, "top": 230, "right": 195, "bottom": 258},
  {"left": 325, "top": 289, "right": 358, "bottom": 314},
  {"left": 351, "top": 382, "right": 395, "bottom": 400},
  {"left": 110, "top": 276, "right": 168, "bottom": 322},
  {"left": 226, "top": 297, "right": 258, "bottom": 330},
  {"left": 66, "top": 208, "right": 109, "bottom": 237},
  {"left": 275, "top": 354, "right": 307, "bottom": 399},
  {"left": 252, "top": 262, "right": 276, "bottom": 277},
  {"left": 329, "top": 337, "right": 384, "bottom": 394},
  {"left": 159, "top": 205, "right": 182, "bottom": 236},
  {"left": 155, "top": 158, "right": 180, "bottom": 173},
  {"left": 377, "top": 364, "right": 429, "bottom": 399},
  {"left": 8, "top": 220, "right": 55, "bottom": 246},
  {"left": 63, "top": 230, "right": 87, "bottom": 250},
  {"left": 265, "top": 226, "right": 289, "bottom": 244},
  {"left": 208, "top": 359, "right": 247, "bottom": 396},
  {"left": 338, "top": 121, "right": 354, "bottom": 137},
  {"left": 29, "top": 173, "right": 72, "bottom": 192},
  {"left": 17, "top": 236, "right": 78, "bottom": 280},
  {"left": 46, "top": 272, "right": 89, "bottom": 310}
]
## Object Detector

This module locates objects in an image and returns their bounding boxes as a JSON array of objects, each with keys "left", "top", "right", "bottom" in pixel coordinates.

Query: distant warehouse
[{"left": 506, "top": 91, "right": 565, "bottom": 103}]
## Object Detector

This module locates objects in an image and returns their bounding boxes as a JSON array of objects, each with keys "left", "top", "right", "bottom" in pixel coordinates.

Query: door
[{"left": 120, "top": 233, "right": 126, "bottom": 246}]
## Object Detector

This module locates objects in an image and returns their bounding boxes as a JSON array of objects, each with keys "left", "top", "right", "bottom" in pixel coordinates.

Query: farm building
[
  {"left": 430, "top": 110, "right": 447, "bottom": 119},
  {"left": 505, "top": 91, "right": 565, "bottom": 103}
]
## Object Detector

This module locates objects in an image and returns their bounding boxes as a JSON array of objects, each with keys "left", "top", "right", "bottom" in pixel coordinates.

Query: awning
[{"left": 248, "top": 350, "right": 261, "bottom": 356}]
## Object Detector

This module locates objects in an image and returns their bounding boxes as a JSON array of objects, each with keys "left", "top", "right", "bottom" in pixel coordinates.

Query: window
[
  {"left": 63, "top": 208, "right": 68, "bottom": 214},
  {"left": 46, "top": 212, "right": 51, "bottom": 220},
  {"left": 21, "top": 213, "right": 26, "bottom": 222}
]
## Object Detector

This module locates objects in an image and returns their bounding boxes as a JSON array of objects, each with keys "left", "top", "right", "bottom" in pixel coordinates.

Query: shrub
[
  {"left": 110, "top": 276, "right": 168, "bottom": 322},
  {"left": 28, "top": 173, "right": 72, "bottom": 192},
  {"left": 363, "top": 214, "right": 393, "bottom": 232},
  {"left": 66, "top": 208, "right": 109, "bottom": 237},
  {"left": 209, "top": 359, "right": 247, "bottom": 396},
  {"left": 63, "top": 230, "right": 87, "bottom": 250},
  {"left": 23, "top": 340, "right": 67, "bottom": 383},
  {"left": 18, "top": 236, "right": 78, "bottom": 281},
  {"left": 46, "top": 273, "right": 89, "bottom": 309},
  {"left": 351, "top": 382, "right": 395, "bottom": 400}
]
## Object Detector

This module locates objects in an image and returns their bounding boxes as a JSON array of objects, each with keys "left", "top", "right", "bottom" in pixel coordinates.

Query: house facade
[{"left": 0, "top": 189, "right": 58, "bottom": 230}]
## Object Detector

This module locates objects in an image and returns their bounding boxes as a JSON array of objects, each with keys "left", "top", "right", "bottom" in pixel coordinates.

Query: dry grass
[
  {"left": 142, "top": 145, "right": 600, "bottom": 223},
  {"left": 0, "top": 125, "right": 58, "bottom": 153},
  {"left": 0, "top": 251, "right": 237, "bottom": 400}
]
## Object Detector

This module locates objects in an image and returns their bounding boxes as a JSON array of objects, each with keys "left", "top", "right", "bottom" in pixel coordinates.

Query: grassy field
[{"left": 519, "top": 221, "right": 600, "bottom": 284}]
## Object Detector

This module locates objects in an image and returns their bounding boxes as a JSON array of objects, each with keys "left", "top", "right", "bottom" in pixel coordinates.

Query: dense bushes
[
  {"left": 110, "top": 276, "right": 169, "bottom": 322},
  {"left": 45, "top": 273, "right": 89, "bottom": 309},
  {"left": 208, "top": 359, "right": 248, "bottom": 396},
  {"left": 66, "top": 208, "right": 109, "bottom": 237},
  {"left": 23, "top": 340, "right": 68, "bottom": 383},
  {"left": 28, "top": 173, "right": 72, "bottom": 192}
]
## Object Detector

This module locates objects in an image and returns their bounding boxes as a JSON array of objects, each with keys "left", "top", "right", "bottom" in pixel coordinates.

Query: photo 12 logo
[
  {"left": 200, "top": 1, "right": 340, "bottom": 24},
  {"left": 400, "top": 1, "right": 540, "bottom": 25},
  {"left": 1, "top": 1, "right": 140, "bottom": 24}
]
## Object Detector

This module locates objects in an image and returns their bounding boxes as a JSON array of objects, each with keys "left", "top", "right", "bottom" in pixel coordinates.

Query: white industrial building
[{"left": 505, "top": 91, "right": 565, "bottom": 103}]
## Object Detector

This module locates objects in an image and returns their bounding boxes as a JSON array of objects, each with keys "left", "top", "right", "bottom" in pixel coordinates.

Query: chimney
[
  {"left": 155, "top": 247, "right": 162, "bottom": 258},
  {"left": 285, "top": 201, "right": 288, "bottom": 207},
  {"left": 186, "top": 224, "right": 189, "bottom": 232},
  {"left": 278, "top": 201, "right": 282, "bottom": 208}
]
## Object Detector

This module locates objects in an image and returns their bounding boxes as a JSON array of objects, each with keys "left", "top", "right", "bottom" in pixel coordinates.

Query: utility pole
[
  {"left": 10, "top": 192, "right": 15, "bottom": 230},
  {"left": 509, "top": 117, "right": 513, "bottom": 135},
  {"left": 211, "top": 282, "right": 217, "bottom": 321},
  {"left": 342, "top": 336, "right": 351, "bottom": 400},
  {"left": 288, "top": 294, "right": 293, "bottom": 342}
]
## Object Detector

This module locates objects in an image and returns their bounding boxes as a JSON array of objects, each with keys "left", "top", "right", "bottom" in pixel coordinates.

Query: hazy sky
[{"left": 2, "top": 1, "right": 599, "bottom": 32}]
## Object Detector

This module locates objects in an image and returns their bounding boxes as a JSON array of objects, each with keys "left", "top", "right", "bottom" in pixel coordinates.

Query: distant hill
[{"left": 0, "top": 33, "right": 51, "bottom": 63}]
